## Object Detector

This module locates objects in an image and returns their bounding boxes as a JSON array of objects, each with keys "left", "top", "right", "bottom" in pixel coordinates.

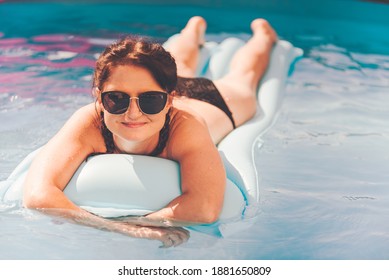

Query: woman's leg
[
  {"left": 214, "top": 19, "right": 277, "bottom": 126},
  {"left": 227, "top": 19, "right": 277, "bottom": 91},
  {"left": 166, "top": 16, "right": 207, "bottom": 77}
]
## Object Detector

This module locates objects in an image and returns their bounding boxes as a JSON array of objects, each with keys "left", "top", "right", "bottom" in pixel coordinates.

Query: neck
[
  {"left": 100, "top": 109, "right": 171, "bottom": 156},
  {"left": 113, "top": 134, "right": 159, "bottom": 155}
]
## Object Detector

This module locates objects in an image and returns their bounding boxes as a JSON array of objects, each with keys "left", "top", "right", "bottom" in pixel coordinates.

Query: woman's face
[{"left": 99, "top": 65, "right": 171, "bottom": 152}]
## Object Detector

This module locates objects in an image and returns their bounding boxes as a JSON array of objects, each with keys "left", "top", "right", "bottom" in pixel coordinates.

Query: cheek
[
  {"left": 103, "top": 113, "right": 118, "bottom": 131},
  {"left": 149, "top": 114, "right": 167, "bottom": 131}
]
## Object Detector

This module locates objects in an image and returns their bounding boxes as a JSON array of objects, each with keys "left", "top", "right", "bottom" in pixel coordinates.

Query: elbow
[
  {"left": 199, "top": 213, "right": 219, "bottom": 224},
  {"left": 196, "top": 205, "right": 221, "bottom": 224},
  {"left": 23, "top": 186, "right": 52, "bottom": 210},
  {"left": 189, "top": 194, "right": 224, "bottom": 224},
  {"left": 198, "top": 193, "right": 224, "bottom": 224},
  {"left": 165, "top": 201, "right": 221, "bottom": 224},
  {"left": 23, "top": 192, "right": 45, "bottom": 209}
]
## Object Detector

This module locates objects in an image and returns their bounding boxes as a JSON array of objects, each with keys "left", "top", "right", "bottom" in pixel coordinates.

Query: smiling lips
[{"left": 121, "top": 121, "right": 147, "bottom": 128}]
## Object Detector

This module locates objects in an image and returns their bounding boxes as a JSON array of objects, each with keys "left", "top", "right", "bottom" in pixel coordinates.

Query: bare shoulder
[
  {"left": 166, "top": 108, "right": 215, "bottom": 160},
  {"left": 52, "top": 103, "right": 105, "bottom": 154},
  {"left": 69, "top": 103, "right": 100, "bottom": 127},
  {"left": 65, "top": 103, "right": 101, "bottom": 132}
]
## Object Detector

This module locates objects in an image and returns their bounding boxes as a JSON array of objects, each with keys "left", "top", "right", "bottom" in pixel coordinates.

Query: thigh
[{"left": 213, "top": 78, "right": 257, "bottom": 127}]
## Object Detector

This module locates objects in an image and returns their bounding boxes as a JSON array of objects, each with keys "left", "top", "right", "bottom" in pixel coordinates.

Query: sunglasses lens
[
  {"left": 138, "top": 91, "right": 168, "bottom": 114},
  {"left": 102, "top": 91, "right": 129, "bottom": 114},
  {"left": 102, "top": 91, "right": 167, "bottom": 115}
]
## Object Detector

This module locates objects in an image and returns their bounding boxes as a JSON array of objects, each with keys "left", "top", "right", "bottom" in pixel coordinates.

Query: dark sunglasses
[{"left": 101, "top": 90, "right": 168, "bottom": 115}]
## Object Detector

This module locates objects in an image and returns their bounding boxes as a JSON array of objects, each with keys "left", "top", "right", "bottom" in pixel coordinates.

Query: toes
[
  {"left": 183, "top": 16, "right": 207, "bottom": 45},
  {"left": 187, "top": 16, "right": 207, "bottom": 30},
  {"left": 250, "top": 18, "right": 277, "bottom": 43},
  {"left": 250, "top": 18, "right": 269, "bottom": 30}
]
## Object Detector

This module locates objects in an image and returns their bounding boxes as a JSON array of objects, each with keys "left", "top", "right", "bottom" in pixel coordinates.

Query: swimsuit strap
[
  {"left": 149, "top": 108, "right": 171, "bottom": 156},
  {"left": 100, "top": 111, "right": 115, "bottom": 154}
]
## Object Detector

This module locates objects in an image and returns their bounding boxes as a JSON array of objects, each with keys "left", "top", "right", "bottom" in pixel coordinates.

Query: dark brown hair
[
  {"left": 93, "top": 35, "right": 177, "bottom": 155},
  {"left": 93, "top": 35, "right": 177, "bottom": 92}
]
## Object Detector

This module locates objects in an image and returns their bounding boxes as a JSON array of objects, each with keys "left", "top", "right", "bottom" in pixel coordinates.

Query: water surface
[{"left": 1, "top": 1, "right": 389, "bottom": 259}]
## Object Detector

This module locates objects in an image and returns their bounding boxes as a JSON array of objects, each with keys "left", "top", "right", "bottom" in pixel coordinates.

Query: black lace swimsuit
[{"left": 175, "top": 77, "right": 236, "bottom": 128}]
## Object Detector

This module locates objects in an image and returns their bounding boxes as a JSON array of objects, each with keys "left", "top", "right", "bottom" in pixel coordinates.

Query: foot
[
  {"left": 250, "top": 19, "right": 277, "bottom": 47},
  {"left": 181, "top": 16, "right": 207, "bottom": 46},
  {"left": 170, "top": 16, "right": 207, "bottom": 77}
]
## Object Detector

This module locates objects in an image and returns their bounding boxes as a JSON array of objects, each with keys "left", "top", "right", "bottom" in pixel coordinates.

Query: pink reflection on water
[
  {"left": 0, "top": 72, "right": 38, "bottom": 84},
  {"left": 31, "top": 34, "right": 94, "bottom": 53},
  {"left": 0, "top": 33, "right": 99, "bottom": 102},
  {"left": 33, "top": 34, "right": 90, "bottom": 43},
  {"left": 0, "top": 38, "right": 27, "bottom": 45},
  {"left": 1, "top": 70, "right": 91, "bottom": 99},
  {"left": 0, "top": 56, "right": 95, "bottom": 68}
]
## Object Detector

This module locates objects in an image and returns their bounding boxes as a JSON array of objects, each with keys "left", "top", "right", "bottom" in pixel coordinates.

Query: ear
[
  {"left": 170, "top": 90, "right": 177, "bottom": 97},
  {"left": 166, "top": 90, "right": 175, "bottom": 108},
  {"left": 93, "top": 87, "right": 102, "bottom": 104}
]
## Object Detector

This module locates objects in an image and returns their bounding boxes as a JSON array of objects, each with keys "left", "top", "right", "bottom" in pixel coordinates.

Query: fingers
[
  {"left": 159, "top": 227, "right": 190, "bottom": 248},
  {"left": 116, "top": 217, "right": 191, "bottom": 248}
]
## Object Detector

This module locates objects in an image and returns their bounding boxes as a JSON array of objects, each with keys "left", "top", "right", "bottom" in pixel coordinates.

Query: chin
[{"left": 113, "top": 125, "right": 158, "bottom": 145}]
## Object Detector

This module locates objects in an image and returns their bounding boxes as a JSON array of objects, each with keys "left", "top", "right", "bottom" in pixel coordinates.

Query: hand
[
  {"left": 146, "top": 226, "right": 190, "bottom": 248},
  {"left": 117, "top": 223, "right": 190, "bottom": 248}
]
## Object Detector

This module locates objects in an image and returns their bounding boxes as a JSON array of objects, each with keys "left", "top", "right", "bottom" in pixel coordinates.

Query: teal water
[{"left": 1, "top": 1, "right": 389, "bottom": 259}]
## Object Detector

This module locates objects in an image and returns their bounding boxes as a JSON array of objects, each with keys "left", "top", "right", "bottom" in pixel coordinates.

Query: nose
[{"left": 124, "top": 97, "right": 142, "bottom": 119}]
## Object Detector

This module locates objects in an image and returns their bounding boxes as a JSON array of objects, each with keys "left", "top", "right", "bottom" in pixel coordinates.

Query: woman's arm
[
  {"left": 22, "top": 104, "right": 188, "bottom": 247},
  {"left": 147, "top": 111, "right": 226, "bottom": 224},
  {"left": 23, "top": 104, "right": 99, "bottom": 209}
]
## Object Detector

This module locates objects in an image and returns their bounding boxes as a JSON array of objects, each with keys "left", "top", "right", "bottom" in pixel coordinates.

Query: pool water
[{"left": 1, "top": 1, "right": 389, "bottom": 259}]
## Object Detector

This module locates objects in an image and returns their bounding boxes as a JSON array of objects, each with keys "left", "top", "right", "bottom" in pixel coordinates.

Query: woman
[{"left": 23, "top": 16, "right": 277, "bottom": 247}]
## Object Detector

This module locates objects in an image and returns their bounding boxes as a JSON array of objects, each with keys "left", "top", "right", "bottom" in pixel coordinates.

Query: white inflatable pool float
[{"left": 0, "top": 35, "right": 302, "bottom": 237}]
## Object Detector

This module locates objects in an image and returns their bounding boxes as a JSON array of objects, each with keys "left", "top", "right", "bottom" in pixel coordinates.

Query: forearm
[
  {"left": 24, "top": 188, "right": 189, "bottom": 247},
  {"left": 23, "top": 184, "right": 123, "bottom": 232},
  {"left": 24, "top": 184, "right": 151, "bottom": 234},
  {"left": 40, "top": 206, "right": 142, "bottom": 236},
  {"left": 146, "top": 192, "right": 222, "bottom": 225}
]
